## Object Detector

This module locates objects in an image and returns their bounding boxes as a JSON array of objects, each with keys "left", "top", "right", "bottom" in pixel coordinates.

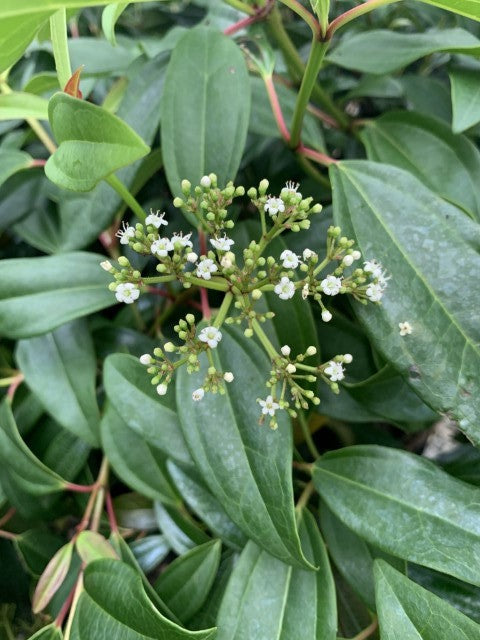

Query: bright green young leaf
[
  {"left": 176, "top": 326, "right": 312, "bottom": 569},
  {"left": 0, "top": 252, "right": 113, "bottom": 339},
  {"left": 76, "top": 532, "right": 118, "bottom": 565},
  {"left": 374, "top": 560, "right": 480, "bottom": 639},
  {"left": 70, "top": 559, "right": 217, "bottom": 640},
  {"left": 154, "top": 502, "right": 210, "bottom": 555},
  {"left": 27, "top": 624, "right": 63, "bottom": 640},
  {"left": 162, "top": 26, "right": 250, "bottom": 196},
  {"left": 0, "top": 13, "right": 49, "bottom": 73},
  {"left": 313, "top": 446, "right": 480, "bottom": 586},
  {"left": 167, "top": 460, "right": 248, "bottom": 551},
  {"left": 216, "top": 509, "right": 336, "bottom": 640},
  {"left": 0, "top": 0, "right": 151, "bottom": 18},
  {"left": 16, "top": 319, "right": 100, "bottom": 447},
  {"left": 154, "top": 540, "right": 221, "bottom": 624},
  {"left": 0, "top": 150, "right": 32, "bottom": 191},
  {"left": 32, "top": 542, "right": 73, "bottom": 613},
  {"left": 102, "top": 3, "right": 129, "bottom": 46},
  {"left": 101, "top": 403, "right": 179, "bottom": 505},
  {"left": 361, "top": 111, "right": 480, "bottom": 220},
  {"left": 45, "top": 93, "right": 150, "bottom": 192},
  {"left": 103, "top": 354, "right": 190, "bottom": 463},
  {"left": 0, "top": 92, "right": 48, "bottom": 121},
  {"left": 0, "top": 400, "right": 67, "bottom": 496},
  {"left": 450, "top": 68, "right": 480, "bottom": 133},
  {"left": 328, "top": 29, "right": 480, "bottom": 74},
  {"left": 416, "top": 0, "right": 480, "bottom": 20},
  {"left": 331, "top": 161, "right": 480, "bottom": 444}
]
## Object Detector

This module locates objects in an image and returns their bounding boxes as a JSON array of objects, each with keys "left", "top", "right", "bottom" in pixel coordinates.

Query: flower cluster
[{"left": 102, "top": 176, "right": 388, "bottom": 426}]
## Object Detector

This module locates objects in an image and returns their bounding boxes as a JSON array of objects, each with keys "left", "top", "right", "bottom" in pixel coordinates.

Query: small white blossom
[
  {"left": 286, "top": 363, "right": 296, "bottom": 374},
  {"left": 281, "top": 181, "right": 302, "bottom": 200},
  {"left": 324, "top": 361, "right": 345, "bottom": 382},
  {"left": 100, "top": 260, "right": 113, "bottom": 271},
  {"left": 321, "top": 275, "right": 342, "bottom": 296},
  {"left": 192, "top": 388, "right": 205, "bottom": 401},
  {"left": 366, "top": 282, "right": 384, "bottom": 302},
  {"left": 196, "top": 258, "right": 218, "bottom": 280},
  {"left": 186, "top": 252, "right": 198, "bottom": 263},
  {"left": 115, "top": 283, "right": 140, "bottom": 304},
  {"left": 223, "top": 372, "right": 234, "bottom": 383},
  {"left": 221, "top": 252, "right": 235, "bottom": 269},
  {"left": 145, "top": 210, "right": 168, "bottom": 228},
  {"left": 363, "top": 259, "right": 383, "bottom": 279},
  {"left": 303, "top": 248, "right": 316, "bottom": 261},
  {"left": 116, "top": 222, "right": 135, "bottom": 245},
  {"left": 171, "top": 232, "right": 193, "bottom": 248},
  {"left": 301, "top": 283, "right": 309, "bottom": 300},
  {"left": 321, "top": 309, "right": 332, "bottom": 322},
  {"left": 399, "top": 321, "right": 413, "bottom": 336},
  {"left": 258, "top": 395, "right": 280, "bottom": 417},
  {"left": 342, "top": 254, "right": 354, "bottom": 267},
  {"left": 274, "top": 276, "right": 295, "bottom": 300},
  {"left": 139, "top": 354, "right": 152, "bottom": 365},
  {"left": 343, "top": 353, "right": 353, "bottom": 363},
  {"left": 198, "top": 326, "right": 222, "bottom": 348},
  {"left": 210, "top": 235, "right": 235, "bottom": 251},
  {"left": 281, "top": 345, "right": 291, "bottom": 356},
  {"left": 200, "top": 175, "right": 211, "bottom": 188},
  {"left": 157, "top": 383, "right": 168, "bottom": 396},
  {"left": 151, "top": 237, "right": 173, "bottom": 257},
  {"left": 280, "top": 249, "right": 300, "bottom": 269},
  {"left": 264, "top": 197, "right": 285, "bottom": 216}
]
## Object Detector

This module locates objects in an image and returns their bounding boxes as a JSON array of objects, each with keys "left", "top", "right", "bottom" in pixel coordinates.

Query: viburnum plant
[{"left": 0, "top": 0, "right": 480, "bottom": 639}]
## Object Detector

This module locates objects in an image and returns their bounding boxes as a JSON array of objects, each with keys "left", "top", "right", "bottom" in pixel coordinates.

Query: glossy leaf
[
  {"left": 167, "top": 460, "right": 248, "bottom": 551},
  {"left": 331, "top": 161, "right": 480, "bottom": 444},
  {"left": 360, "top": 110, "right": 480, "bottom": 220},
  {"left": 328, "top": 29, "right": 480, "bottom": 74},
  {"left": 103, "top": 354, "right": 190, "bottom": 463},
  {"left": 27, "top": 624, "right": 63, "bottom": 640},
  {"left": 45, "top": 93, "right": 149, "bottom": 192},
  {"left": 0, "top": 14, "right": 49, "bottom": 73},
  {"left": 102, "top": 3, "right": 129, "bottom": 46},
  {"left": 32, "top": 542, "right": 73, "bottom": 613},
  {"left": 0, "top": 149, "right": 32, "bottom": 189},
  {"left": 417, "top": 0, "right": 480, "bottom": 20},
  {"left": 154, "top": 502, "right": 210, "bottom": 555},
  {"left": 216, "top": 509, "right": 336, "bottom": 640},
  {"left": 162, "top": 26, "right": 250, "bottom": 196},
  {"left": 176, "top": 326, "right": 311, "bottom": 569},
  {"left": 313, "top": 446, "right": 480, "bottom": 586},
  {"left": 76, "top": 532, "right": 118, "bottom": 565},
  {"left": 129, "top": 535, "right": 170, "bottom": 574},
  {"left": 0, "top": 252, "right": 113, "bottom": 339},
  {"left": 450, "top": 67, "right": 480, "bottom": 133},
  {"left": 16, "top": 319, "right": 100, "bottom": 447},
  {"left": 0, "top": 92, "right": 48, "bottom": 121},
  {"left": 101, "top": 403, "right": 178, "bottom": 505},
  {"left": 374, "top": 560, "right": 480, "bottom": 639},
  {"left": 70, "top": 559, "right": 217, "bottom": 640},
  {"left": 154, "top": 540, "right": 221, "bottom": 623}
]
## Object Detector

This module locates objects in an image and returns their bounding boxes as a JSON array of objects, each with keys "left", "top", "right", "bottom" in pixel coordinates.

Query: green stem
[
  {"left": 298, "top": 410, "right": 321, "bottom": 459},
  {"left": 186, "top": 276, "right": 230, "bottom": 292},
  {"left": 312, "top": 256, "right": 330, "bottom": 276},
  {"left": 142, "top": 275, "right": 176, "bottom": 284},
  {"left": 251, "top": 318, "right": 278, "bottom": 360},
  {"left": 106, "top": 174, "right": 146, "bottom": 222},
  {"left": 213, "top": 292, "right": 234, "bottom": 328},
  {"left": 295, "top": 480, "right": 315, "bottom": 511},
  {"left": 296, "top": 153, "right": 331, "bottom": 188},
  {"left": 289, "top": 39, "right": 329, "bottom": 149},
  {"left": 50, "top": 8, "right": 72, "bottom": 89},
  {"left": 278, "top": 0, "right": 320, "bottom": 36}
]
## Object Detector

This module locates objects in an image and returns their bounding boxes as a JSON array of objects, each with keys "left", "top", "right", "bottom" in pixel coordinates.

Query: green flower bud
[
  {"left": 244, "top": 328, "right": 254, "bottom": 338},
  {"left": 186, "top": 314, "right": 195, "bottom": 325},
  {"left": 181, "top": 179, "right": 191, "bottom": 195},
  {"left": 247, "top": 187, "right": 257, "bottom": 199},
  {"left": 259, "top": 179, "right": 269, "bottom": 195},
  {"left": 173, "top": 197, "right": 184, "bottom": 208},
  {"left": 164, "top": 342, "right": 175, "bottom": 353},
  {"left": 251, "top": 289, "right": 262, "bottom": 300},
  {"left": 118, "top": 256, "right": 130, "bottom": 267}
]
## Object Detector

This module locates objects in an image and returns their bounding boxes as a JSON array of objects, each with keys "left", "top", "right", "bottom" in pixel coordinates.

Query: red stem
[
  {"left": 7, "top": 374, "right": 24, "bottom": 403},
  {"left": 0, "top": 529, "right": 17, "bottom": 541},
  {"left": 224, "top": 14, "right": 257, "bottom": 36},
  {"left": 30, "top": 159, "right": 47, "bottom": 167},
  {"left": 105, "top": 492, "right": 119, "bottom": 533},
  {"left": 54, "top": 578, "right": 78, "bottom": 628},
  {"left": 0, "top": 507, "right": 16, "bottom": 529},
  {"left": 198, "top": 230, "right": 211, "bottom": 321},
  {"left": 65, "top": 482, "right": 97, "bottom": 493},
  {"left": 307, "top": 104, "right": 341, "bottom": 129},
  {"left": 298, "top": 144, "right": 337, "bottom": 166},
  {"left": 264, "top": 75, "right": 291, "bottom": 143}
]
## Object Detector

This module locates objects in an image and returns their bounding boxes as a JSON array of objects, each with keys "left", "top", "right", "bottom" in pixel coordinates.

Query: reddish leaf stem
[
  {"left": 0, "top": 507, "right": 16, "bottom": 529},
  {"left": 105, "top": 491, "right": 119, "bottom": 533},
  {"left": 65, "top": 482, "right": 97, "bottom": 494},
  {"left": 54, "top": 579, "right": 78, "bottom": 628},
  {"left": 224, "top": 14, "right": 258, "bottom": 36},
  {"left": 297, "top": 143, "right": 337, "bottom": 166},
  {"left": 264, "top": 75, "right": 291, "bottom": 143},
  {"left": 0, "top": 529, "right": 17, "bottom": 541},
  {"left": 30, "top": 159, "right": 47, "bottom": 167},
  {"left": 7, "top": 373, "right": 24, "bottom": 403},
  {"left": 326, "top": 0, "right": 399, "bottom": 39}
]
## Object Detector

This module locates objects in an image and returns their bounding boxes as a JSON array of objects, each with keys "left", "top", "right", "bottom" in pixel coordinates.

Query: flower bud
[
  {"left": 281, "top": 345, "right": 291, "bottom": 356},
  {"left": 118, "top": 256, "right": 130, "bottom": 267},
  {"left": 181, "top": 179, "right": 191, "bottom": 195},
  {"left": 156, "top": 383, "right": 168, "bottom": 396},
  {"left": 321, "top": 310, "right": 332, "bottom": 323},
  {"left": 342, "top": 254, "right": 354, "bottom": 267},
  {"left": 100, "top": 260, "right": 113, "bottom": 271},
  {"left": 343, "top": 353, "right": 353, "bottom": 363},
  {"left": 186, "top": 252, "right": 198, "bottom": 263},
  {"left": 173, "top": 197, "right": 184, "bottom": 208},
  {"left": 139, "top": 354, "right": 152, "bottom": 365},
  {"left": 259, "top": 179, "right": 269, "bottom": 195},
  {"left": 223, "top": 371, "right": 234, "bottom": 383},
  {"left": 186, "top": 314, "right": 195, "bottom": 325},
  {"left": 200, "top": 175, "right": 211, "bottom": 188},
  {"left": 251, "top": 289, "right": 262, "bottom": 300},
  {"left": 164, "top": 342, "right": 175, "bottom": 353},
  {"left": 286, "top": 363, "right": 296, "bottom": 374},
  {"left": 306, "top": 346, "right": 317, "bottom": 356}
]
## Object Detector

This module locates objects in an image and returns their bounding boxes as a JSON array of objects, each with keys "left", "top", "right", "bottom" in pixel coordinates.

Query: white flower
[
  {"left": 210, "top": 235, "right": 235, "bottom": 251},
  {"left": 115, "top": 283, "right": 140, "bottom": 304},
  {"left": 192, "top": 388, "right": 205, "bottom": 401},
  {"left": 196, "top": 259, "right": 218, "bottom": 280},
  {"left": 258, "top": 395, "right": 280, "bottom": 417},
  {"left": 286, "top": 363, "right": 296, "bottom": 374},
  {"left": 321, "top": 275, "right": 342, "bottom": 296},
  {"left": 151, "top": 237, "right": 173, "bottom": 257},
  {"left": 198, "top": 326, "right": 222, "bottom": 348},
  {"left": 399, "top": 321, "right": 413, "bottom": 336},
  {"left": 281, "top": 181, "right": 302, "bottom": 200},
  {"left": 100, "top": 260, "right": 113, "bottom": 271},
  {"left": 186, "top": 252, "right": 198, "bottom": 263},
  {"left": 363, "top": 259, "right": 383, "bottom": 279},
  {"left": 145, "top": 210, "right": 168, "bottom": 228},
  {"left": 200, "top": 175, "right": 211, "bottom": 188},
  {"left": 157, "top": 383, "right": 168, "bottom": 396},
  {"left": 139, "top": 354, "right": 152, "bottom": 365},
  {"left": 366, "top": 282, "right": 384, "bottom": 302},
  {"left": 321, "top": 309, "right": 332, "bottom": 322},
  {"left": 274, "top": 276, "right": 295, "bottom": 300},
  {"left": 223, "top": 372, "right": 234, "bottom": 383},
  {"left": 171, "top": 232, "right": 193, "bottom": 248},
  {"left": 264, "top": 197, "right": 285, "bottom": 216},
  {"left": 303, "top": 248, "right": 317, "bottom": 261},
  {"left": 116, "top": 222, "right": 135, "bottom": 245},
  {"left": 221, "top": 252, "right": 235, "bottom": 269},
  {"left": 324, "top": 361, "right": 345, "bottom": 382},
  {"left": 281, "top": 345, "right": 291, "bottom": 356},
  {"left": 280, "top": 249, "right": 299, "bottom": 269}
]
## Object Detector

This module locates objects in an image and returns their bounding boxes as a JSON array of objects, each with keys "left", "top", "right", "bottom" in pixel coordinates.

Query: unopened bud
[
  {"left": 164, "top": 342, "right": 175, "bottom": 353},
  {"left": 100, "top": 260, "right": 113, "bottom": 271},
  {"left": 223, "top": 371, "right": 234, "bottom": 383},
  {"left": 306, "top": 346, "right": 317, "bottom": 356},
  {"left": 200, "top": 175, "right": 211, "bottom": 188},
  {"left": 156, "top": 383, "right": 168, "bottom": 396},
  {"left": 321, "top": 310, "right": 332, "bottom": 323},
  {"left": 186, "top": 252, "right": 198, "bottom": 263},
  {"left": 139, "top": 354, "right": 152, "bottom": 365},
  {"left": 281, "top": 345, "right": 291, "bottom": 356}
]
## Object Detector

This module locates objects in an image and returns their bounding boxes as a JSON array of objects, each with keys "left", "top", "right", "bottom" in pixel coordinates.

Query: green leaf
[
  {"left": 176, "top": 326, "right": 311, "bottom": 569},
  {"left": 0, "top": 400, "right": 66, "bottom": 496},
  {"left": 103, "top": 354, "right": 190, "bottom": 463},
  {"left": 0, "top": 252, "right": 113, "bottom": 339},
  {"left": 416, "top": 0, "right": 480, "bottom": 20},
  {"left": 154, "top": 540, "right": 221, "bottom": 624},
  {"left": 450, "top": 68, "right": 480, "bottom": 133},
  {"left": 0, "top": 1, "right": 151, "bottom": 18},
  {"left": 360, "top": 111, "right": 480, "bottom": 221},
  {"left": 102, "top": 3, "right": 129, "bottom": 46},
  {"left": 16, "top": 319, "right": 100, "bottom": 447},
  {"left": 216, "top": 509, "right": 336, "bottom": 640},
  {"left": 15, "top": 529, "right": 63, "bottom": 577},
  {"left": 27, "top": 624, "right": 63, "bottom": 640},
  {"left": 313, "top": 445, "right": 480, "bottom": 587},
  {"left": 70, "top": 559, "right": 217, "bottom": 640},
  {"left": 76, "top": 532, "right": 118, "bottom": 565},
  {"left": 101, "top": 403, "right": 179, "bottom": 505},
  {"left": 0, "top": 170, "right": 45, "bottom": 230},
  {"left": 154, "top": 502, "right": 210, "bottom": 555},
  {"left": 330, "top": 160, "right": 480, "bottom": 444},
  {"left": 32, "top": 542, "right": 73, "bottom": 613},
  {"left": 45, "top": 93, "right": 150, "bottom": 192},
  {"left": 0, "top": 13, "right": 49, "bottom": 73},
  {"left": 129, "top": 535, "right": 170, "bottom": 574},
  {"left": 167, "top": 460, "right": 248, "bottom": 551},
  {"left": 162, "top": 26, "right": 250, "bottom": 196},
  {"left": 374, "top": 560, "right": 480, "bottom": 639},
  {"left": 0, "top": 149, "right": 32, "bottom": 190},
  {"left": 328, "top": 29, "right": 480, "bottom": 74}
]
